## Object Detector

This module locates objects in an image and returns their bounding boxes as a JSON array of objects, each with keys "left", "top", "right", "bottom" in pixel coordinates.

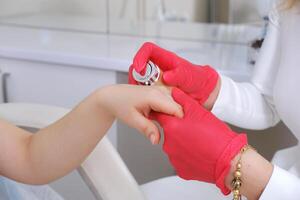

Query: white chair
[{"left": 0, "top": 103, "right": 229, "bottom": 200}]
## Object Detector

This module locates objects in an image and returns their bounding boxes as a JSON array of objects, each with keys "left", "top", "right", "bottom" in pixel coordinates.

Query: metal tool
[{"left": 132, "top": 61, "right": 160, "bottom": 86}]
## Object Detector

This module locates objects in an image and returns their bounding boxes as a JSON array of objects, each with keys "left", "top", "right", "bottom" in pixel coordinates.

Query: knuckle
[
  {"left": 142, "top": 42, "right": 154, "bottom": 49},
  {"left": 156, "top": 86, "right": 171, "bottom": 96},
  {"left": 147, "top": 88, "right": 162, "bottom": 100},
  {"left": 139, "top": 122, "right": 150, "bottom": 134}
]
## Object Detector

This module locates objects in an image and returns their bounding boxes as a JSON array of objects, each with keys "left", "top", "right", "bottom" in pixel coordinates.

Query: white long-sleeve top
[{"left": 212, "top": 2, "right": 300, "bottom": 199}]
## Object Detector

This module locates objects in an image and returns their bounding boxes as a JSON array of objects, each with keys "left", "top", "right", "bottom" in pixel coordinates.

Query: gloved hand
[
  {"left": 151, "top": 88, "right": 248, "bottom": 195},
  {"left": 129, "top": 42, "right": 219, "bottom": 105}
]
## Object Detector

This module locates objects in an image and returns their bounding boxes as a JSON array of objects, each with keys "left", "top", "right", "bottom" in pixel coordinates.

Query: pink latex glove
[
  {"left": 129, "top": 42, "right": 219, "bottom": 104},
  {"left": 151, "top": 88, "right": 248, "bottom": 195}
]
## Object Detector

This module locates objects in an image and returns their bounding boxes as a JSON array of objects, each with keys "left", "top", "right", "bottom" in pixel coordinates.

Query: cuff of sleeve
[
  {"left": 211, "top": 75, "right": 232, "bottom": 119},
  {"left": 260, "top": 166, "right": 300, "bottom": 200}
]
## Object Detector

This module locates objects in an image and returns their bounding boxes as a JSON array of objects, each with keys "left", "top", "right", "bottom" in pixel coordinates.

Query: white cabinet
[
  {"left": 0, "top": 59, "right": 115, "bottom": 106},
  {"left": 0, "top": 57, "right": 119, "bottom": 146}
]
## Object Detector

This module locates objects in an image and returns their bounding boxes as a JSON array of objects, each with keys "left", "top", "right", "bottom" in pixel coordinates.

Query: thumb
[
  {"left": 128, "top": 65, "right": 138, "bottom": 85},
  {"left": 133, "top": 42, "right": 155, "bottom": 73},
  {"left": 133, "top": 42, "right": 178, "bottom": 72}
]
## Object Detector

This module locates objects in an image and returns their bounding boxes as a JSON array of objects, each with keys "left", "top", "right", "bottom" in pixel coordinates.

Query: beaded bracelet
[{"left": 231, "top": 145, "right": 256, "bottom": 200}]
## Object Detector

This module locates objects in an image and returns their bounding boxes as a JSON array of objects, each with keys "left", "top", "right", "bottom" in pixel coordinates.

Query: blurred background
[
  {"left": 0, "top": 0, "right": 296, "bottom": 200},
  {"left": 0, "top": 0, "right": 267, "bottom": 36}
]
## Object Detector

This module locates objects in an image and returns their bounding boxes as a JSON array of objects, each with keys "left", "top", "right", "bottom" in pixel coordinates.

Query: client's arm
[{"left": 0, "top": 84, "right": 183, "bottom": 184}]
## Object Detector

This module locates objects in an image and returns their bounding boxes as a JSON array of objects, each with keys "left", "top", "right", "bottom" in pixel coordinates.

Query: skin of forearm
[
  {"left": 4, "top": 89, "right": 115, "bottom": 184},
  {"left": 225, "top": 149, "right": 274, "bottom": 200},
  {"left": 0, "top": 84, "right": 183, "bottom": 184}
]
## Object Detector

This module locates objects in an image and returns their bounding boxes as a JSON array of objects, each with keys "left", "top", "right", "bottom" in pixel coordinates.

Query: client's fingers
[{"left": 127, "top": 110, "right": 161, "bottom": 145}]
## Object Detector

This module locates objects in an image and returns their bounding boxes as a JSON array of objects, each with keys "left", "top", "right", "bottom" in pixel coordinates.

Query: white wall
[
  {"left": 39, "top": 0, "right": 107, "bottom": 17},
  {"left": 0, "top": 0, "right": 107, "bottom": 17},
  {"left": 109, "top": 0, "right": 209, "bottom": 22},
  {"left": 0, "top": 0, "right": 209, "bottom": 21},
  {"left": 0, "top": 0, "right": 40, "bottom": 17},
  {"left": 229, "top": 0, "right": 262, "bottom": 23},
  {"left": 145, "top": 0, "right": 209, "bottom": 22}
]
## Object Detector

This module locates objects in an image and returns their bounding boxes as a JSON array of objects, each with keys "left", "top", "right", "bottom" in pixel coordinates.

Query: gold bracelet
[{"left": 231, "top": 145, "right": 256, "bottom": 200}]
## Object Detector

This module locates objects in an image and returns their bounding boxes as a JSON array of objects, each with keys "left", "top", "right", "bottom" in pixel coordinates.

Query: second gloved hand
[
  {"left": 129, "top": 42, "right": 219, "bottom": 105},
  {"left": 151, "top": 88, "right": 247, "bottom": 195}
]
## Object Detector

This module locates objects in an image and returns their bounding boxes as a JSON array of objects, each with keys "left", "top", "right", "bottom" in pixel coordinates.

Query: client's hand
[
  {"left": 128, "top": 42, "right": 220, "bottom": 109},
  {"left": 98, "top": 84, "right": 183, "bottom": 144},
  {"left": 151, "top": 88, "right": 247, "bottom": 194}
]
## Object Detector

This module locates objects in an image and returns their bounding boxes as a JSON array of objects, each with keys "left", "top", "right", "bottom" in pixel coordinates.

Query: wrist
[
  {"left": 95, "top": 86, "right": 116, "bottom": 121},
  {"left": 204, "top": 77, "right": 221, "bottom": 110},
  {"left": 225, "top": 148, "right": 273, "bottom": 200}
]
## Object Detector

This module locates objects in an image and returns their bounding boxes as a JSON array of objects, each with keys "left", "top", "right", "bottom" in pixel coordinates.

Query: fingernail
[
  {"left": 177, "top": 108, "right": 184, "bottom": 118},
  {"left": 178, "top": 110, "right": 184, "bottom": 118},
  {"left": 149, "top": 134, "right": 156, "bottom": 145}
]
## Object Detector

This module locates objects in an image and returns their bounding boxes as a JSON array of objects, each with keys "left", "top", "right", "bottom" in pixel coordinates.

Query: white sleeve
[
  {"left": 212, "top": 75, "right": 279, "bottom": 130},
  {"left": 260, "top": 166, "right": 300, "bottom": 200},
  {"left": 211, "top": 10, "right": 281, "bottom": 130}
]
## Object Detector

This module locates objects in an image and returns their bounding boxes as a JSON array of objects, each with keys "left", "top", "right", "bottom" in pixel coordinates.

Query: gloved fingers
[
  {"left": 129, "top": 110, "right": 161, "bottom": 145},
  {"left": 128, "top": 65, "right": 138, "bottom": 85},
  {"left": 171, "top": 88, "right": 200, "bottom": 112},
  {"left": 147, "top": 88, "right": 184, "bottom": 118},
  {"left": 163, "top": 67, "right": 187, "bottom": 88},
  {"left": 149, "top": 111, "right": 173, "bottom": 127},
  {"left": 132, "top": 42, "right": 179, "bottom": 73}
]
